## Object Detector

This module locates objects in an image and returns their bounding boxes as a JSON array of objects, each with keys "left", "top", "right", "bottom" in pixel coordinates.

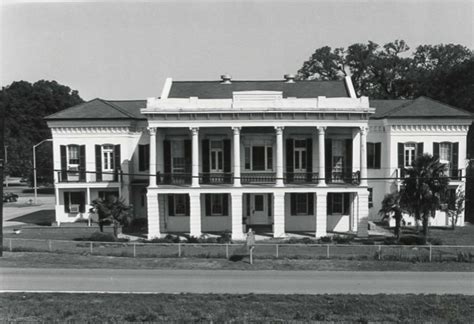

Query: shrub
[
  {"left": 383, "top": 237, "right": 399, "bottom": 245},
  {"left": 217, "top": 232, "right": 232, "bottom": 243},
  {"left": 427, "top": 237, "right": 443, "bottom": 245},
  {"left": 398, "top": 235, "right": 425, "bottom": 245},
  {"left": 332, "top": 235, "right": 353, "bottom": 244},
  {"left": 88, "top": 232, "right": 117, "bottom": 242},
  {"left": 319, "top": 236, "right": 332, "bottom": 243},
  {"left": 184, "top": 235, "right": 200, "bottom": 243}
]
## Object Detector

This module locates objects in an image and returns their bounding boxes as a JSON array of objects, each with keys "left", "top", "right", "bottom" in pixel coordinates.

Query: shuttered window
[
  {"left": 367, "top": 142, "right": 381, "bottom": 169},
  {"left": 290, "top": 193, "right": 314, "bottom": 216},
  {"left": 138, "top": 144, "right": 150, "bottom": 171}
]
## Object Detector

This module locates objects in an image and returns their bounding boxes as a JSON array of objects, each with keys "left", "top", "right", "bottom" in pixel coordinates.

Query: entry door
[{"left": 251, "top": 194, "right": 268, "bottom": 224}]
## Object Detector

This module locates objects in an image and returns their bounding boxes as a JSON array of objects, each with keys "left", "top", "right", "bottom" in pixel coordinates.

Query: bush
[
  {"left": 87, "top": 232, "right": 117, "bottom": 242},
  {"left": 427, "top": 237, "right": 443, "bottom": 245},
  {"left": 383, "top": 237, "right": 399, "bottom": 245},
  {"left": 319, "top": 236, "right": 332, "bottom": 243},
  {"left": 217, "top": 232, "right": 232, "bottom": 243},
  {"left": 184, "top": 235, "right": 200, "bottom": 243},
  {"left": 398, "top": 235, "right": 425, "bottom": 245},
  {"left": 332, "top": 235, "right": 353, "bottom": 244}
]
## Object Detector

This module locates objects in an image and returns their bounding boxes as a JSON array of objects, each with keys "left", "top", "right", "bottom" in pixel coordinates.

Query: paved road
[{"left": 1, "top": 268, "right": 472, "bottom": 294}]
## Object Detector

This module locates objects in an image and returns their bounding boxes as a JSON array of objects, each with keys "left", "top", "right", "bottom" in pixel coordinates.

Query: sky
[{"left": 1, "top": 0, "right": 473, "bottom": 101}]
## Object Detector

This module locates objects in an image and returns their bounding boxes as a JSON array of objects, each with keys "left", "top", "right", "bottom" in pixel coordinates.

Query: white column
[
  {"left": 275, "top": 126, "right": 284, "bottom": 187},
  {"left": 190, "top": 127, "right": 200, "bottom": 187},
  {"left": 232, "top": 127, "right": 241, "bottom": 187},
  {"left": 360, "top": 126, "right": 368, "bottom": 186},
  {"left": 357, "top": 190, "right": 369, "bottom": 237},
  {"left": 189, "top": 192, "right": 201, "bottom": 237},
  {"left": 315, "top": 192, "right": 327, "bottom": 237},
  {"left": 147, "top": 191, "right": 161, "bottom": 239},
  {"left": 351, "top": 192, "right": 358, "bottom": 232},
  {"left": 231, "top": 193, "right": 244, "bottom": 240},
  {"left": 317, "top": 127, "right": 326, "bottom": 186},
  {"left": 273, "top": 192, "right": 286, "bottom": 238},
  {"left": 148, "top": 127, "right": 157, "bottom": 187}
]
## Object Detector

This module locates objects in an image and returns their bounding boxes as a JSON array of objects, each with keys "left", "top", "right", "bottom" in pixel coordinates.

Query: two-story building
[{"left": 45, "top": 75, "right": 472, "bottom": 239}]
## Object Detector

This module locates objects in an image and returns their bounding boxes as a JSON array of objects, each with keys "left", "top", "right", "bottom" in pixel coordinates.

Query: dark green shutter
[
  {"left": 223, "top": 194, "right": 229, "bottom": 216},
  {"left": 205, "top": 194, "right": 211, "bottom": 216},
  {"left": 95, "top": 145, "right": 102, "bottom": 182},
  {"left": 246, "top": 194, "right": 251, "bottom": 217},
  {"left": 64, "top": 192, "right": 70, "bottom": 213},
  {"left": 325, "top": 139, "right": 332, "bottom": 183},
  {"left": 343, "top": 193, "right": 350, "bottom": 215},
  {"left": 286, "top": 139, "right": 294, "bottom": 182},
  {"left": 290, "top": 193, "right": 296, "bottom": 216},
  {"left": 417, "top": 142, "right": 424, "bottom": 157},
  {"left": 138, "top": 145, "right": 146, "bottom": 171},
  {"left": 223, "top": 139, "right": 231, "bottom": 183},
  {"left": 345, "top": 139, "right": 352, "bottom": 182},
  {"left": 184, "top": 139, "right": 192, "bottom": 175},
  {"left": 168, "top": 195, "right": 175, "bottom": 216},
  {"left": 375, "top": 143, "right": 381, "bottom": 169},
  {"left": 397, "top": 143, "right": 404, "bottom": 168},
  {"left": 327, "top": 193, "right": 333, "bottom": 215},
  {"left": 79, "top": 191, "right": 86, "bottom": 213},
  {"left": 163, "top": 140, "right": 171, "bottom": 184},
  {"left": 79, "top": 145, "right": 86, "bottom": 182},
  {"left": 114, "top": 144, "right": 121, "bottom": 181},
  {"left": 308, "top": 193, "right": 314, "bottom": 216},
  {"left": 185, "top": 195, "right": 190, "bottom": 216},
  {"left": 452, "top": 143, "right": 459, "bottom": 179},
  {"left": 306, "top": 138, "right": 313, "bottom": 182},
  {"left": 202, "top": 139, "right": 210, "bottom": 183},
  {"left": 433, "top": 142, "right": 440, "bottom": 159},
  {"left": 60, "top": 145, "right": 67, "bottom": 181},
  {"left": 267, "top": 193, "right": 272, "bottom": 217}
]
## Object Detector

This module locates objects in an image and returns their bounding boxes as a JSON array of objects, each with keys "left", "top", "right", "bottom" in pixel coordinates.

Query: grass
[
  {"left": 7, "top": 210, "right": 55, "bottom": 226},
  {"left": 0, "top": 293, "right": 472, "bottom": 323},
  {"left": 1, "top": 252, "right": 474, "bottom": 271}
]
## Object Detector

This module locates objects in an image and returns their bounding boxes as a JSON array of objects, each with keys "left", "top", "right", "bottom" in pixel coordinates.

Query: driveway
[{"left": 1, "top": 268, "right": 472, "bottom": 295}]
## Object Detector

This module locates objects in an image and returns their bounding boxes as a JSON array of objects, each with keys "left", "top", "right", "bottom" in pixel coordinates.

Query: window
[
  {"left": 172, "top": 141, "right": 185, "bottom": 173},
  {"left": 211, "top": 194, "right": 224, "bottom": 215},
  {"left": 439, "top": 143, "right": 452, "bottom": 164},
  {"left": 210, "top": 140, "right": 224, "bottom": 172},
  {"left": 138, "top": 144, "right": 150, "bottom": 171},
  {"left": 175, "top": 195, "right": 187, "bottom": 215},
  {"left": 332, "top": 140, "right": 344, "bottom": 182},
  {"left": 367, "top": 143, "right": 381, "bottom": 169},
  {"left": 244, "top": 145, "right": 273, "bottom": 171},
  {"left": 404, "top": 143, "right": 416, "bottom": 168},
  {"left": 68, "top": 145, "right": 80, "bottom": 166},
  {"left": 205, "top": 194, "right": 228, "bottom": 216},
  {"left": 332, "top": 193, "right": 343, "bottom": 214},
  {"left": 294, "top": 140, "right": 307, "bottom": 172},
  {"left": 102, "top": 145, "right": 114, "bottom": 171},
  {"left": 64, "top": 191, "right": 85, "bottom": 213},
  {"left": 327, "top": 193, "right": 350, "bottom": 215},
  {"left": 290, "top": 193, "right": 314, "bottom": 216}
]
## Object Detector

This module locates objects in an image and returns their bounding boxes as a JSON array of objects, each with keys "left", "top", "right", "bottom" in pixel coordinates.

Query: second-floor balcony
[{"left": 57, "top": 169, "right": 123, "bottom": 183}]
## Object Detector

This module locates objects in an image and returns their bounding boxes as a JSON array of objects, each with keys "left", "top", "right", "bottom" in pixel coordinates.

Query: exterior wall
[{"left": 284, "top": 193, "right": 315, "bottom": 232}]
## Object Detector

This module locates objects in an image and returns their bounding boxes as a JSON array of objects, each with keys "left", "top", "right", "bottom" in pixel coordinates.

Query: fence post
[
  {"left": 378, "top": 245, "right": 381, "bottom": 260},
  {"left": 9, "top": 238, "right": 12, "bottom": 252},
  {"left": 225, "top": 244, "right": 229, "bottom": 259},
  {"left": 429, "top": 245, "right": 432, "bottom": 262},
  {"left": 275, "top": 244, "right": 279, "bottom": 259},
  {"left": 250, "top": 247, "right": 253, "bottom": 265},
  {"left": 48, "top": 240, "right": 52, "bottom": 252},
  {"left": 133, "top": 243, "right": 136, "bottom": 258},
  {"left": 178, "top": 243, "right": 181, "bottom": 257},
  {"left": 326, "top": 244, "right": 330, "bottom": 259},
  {"left": 89, "top": 242, "right": 93, "bottom": 255}
]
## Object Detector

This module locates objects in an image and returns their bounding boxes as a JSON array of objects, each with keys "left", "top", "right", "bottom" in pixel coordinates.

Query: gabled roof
[
  {"left": 46, "top": 98, "right": 146, "bottom": 120},
  {"left": 370, "top": 96, "right": 472, "bottom": 119},
  {"left": 167, "top": 80, "right": 350, "bottom": 99}
]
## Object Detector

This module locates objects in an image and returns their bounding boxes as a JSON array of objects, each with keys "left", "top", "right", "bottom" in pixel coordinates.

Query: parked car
[{"left": 3, "top": 192, "right": 19, "bottom": 202}]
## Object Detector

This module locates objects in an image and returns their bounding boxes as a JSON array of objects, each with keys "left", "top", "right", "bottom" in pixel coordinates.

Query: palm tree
[
  {"left": 91, "top": 194, "right": 131, "bottom": 237},
  {"left": 400, "top": 154, "right": 449, "bottom": 242},
  {"left": 379, "top": 192, "right": 403, "bottom": 239}
]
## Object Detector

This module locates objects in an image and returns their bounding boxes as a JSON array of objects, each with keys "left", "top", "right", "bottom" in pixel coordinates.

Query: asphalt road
[{"left": 1, "top": 268, "right": 473, "bottom": 294}]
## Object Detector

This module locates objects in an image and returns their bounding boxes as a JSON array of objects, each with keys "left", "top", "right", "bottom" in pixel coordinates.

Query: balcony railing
[
  {"left": 199, "top": 173, "right": 233, "bottom": 185},
  {"left": 284, "top": 172, "right": 319, "bottom": 184},
  {"left": 57, "top": 169, "right": 122, "bottom": 183},
  {"left": 397, "top": 168, "right": 462, "bottom": 181},
  {"left": 156, "top": 172, "right": 192, "bottom": 185},
  {"left": 327, "top": 171, "right": 360, "bottom": 185},
  {"left": 241, "top": 172, "right": 276, "bottom": 184}
]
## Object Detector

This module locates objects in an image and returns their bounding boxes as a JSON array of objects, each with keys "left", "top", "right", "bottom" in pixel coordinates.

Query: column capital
[
  {"left": 232, "top": 126, "right": 241, "bottom": 134},
  {"left": 359, "top": 126, "right": 369, "bottom": 135},
  {"left": 317, "top": 126, "right": 326, "bottom": 135},
  {"left": 274, "top": 126, "right": 285, "bottom": 134},
  {"left": 189, "top": 127, "right": 199, "bottom": 135},
  {"left": 147, "top": 127, "right": 156, "bottom": 136}
]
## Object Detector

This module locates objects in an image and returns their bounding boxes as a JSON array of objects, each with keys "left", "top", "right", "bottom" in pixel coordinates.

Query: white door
[{"left": 250, "top": 194, "right": 268, "bottom": 224}]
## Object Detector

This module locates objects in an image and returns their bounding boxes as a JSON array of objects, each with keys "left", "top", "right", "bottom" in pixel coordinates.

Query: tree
[
  {"left": 400, "top": 154, "right": 449, "bottom": 241},
  {"left": 379, "top": 192, "right": 404, "bottom": 239},
  {"left": 443, "top": 186, "right": 465, "bottom": 229},
  {"left": 91, "top": 194, "right": 132, "bottom": 237},
  {"left": 0, "top": 80, "right": 83, "bottom": 183}
]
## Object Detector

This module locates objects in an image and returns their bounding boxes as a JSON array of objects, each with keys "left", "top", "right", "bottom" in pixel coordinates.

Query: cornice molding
[
  {"left": 51, "top": 126, "right": 142, "bottom": 135},
  {"left": 389, "top": 124, "right": 469, "bottom": 132}
]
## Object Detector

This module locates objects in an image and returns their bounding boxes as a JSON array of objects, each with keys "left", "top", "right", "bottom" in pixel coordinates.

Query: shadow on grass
[{"left": 8, "top": 209, "right": 55, "bottom": 226}]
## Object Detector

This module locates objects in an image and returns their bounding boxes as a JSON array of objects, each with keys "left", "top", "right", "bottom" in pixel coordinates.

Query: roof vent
[
  {"left": 220, "top": 74, "right": 232, "bottom": 84},
  {"left": 284, "top": 74, "right": 296, "bottom": 83}
]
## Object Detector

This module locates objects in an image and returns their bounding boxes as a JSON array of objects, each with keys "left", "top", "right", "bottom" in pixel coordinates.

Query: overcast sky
[{"left": 1, "top": 0, "right": 473, "bottom": 100}]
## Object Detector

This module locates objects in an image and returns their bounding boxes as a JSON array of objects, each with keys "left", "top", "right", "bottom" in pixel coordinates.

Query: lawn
[
  {"left": 0, "top": 293, "right": 472, "bottom": 323},
  {"left": 1, "top": 252, "right": 474, "bottom": 271}
]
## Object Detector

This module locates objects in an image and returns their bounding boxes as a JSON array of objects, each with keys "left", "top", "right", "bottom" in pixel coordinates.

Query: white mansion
[{"left": 46, "top": 75, "right": 472, "bottom": 239}]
